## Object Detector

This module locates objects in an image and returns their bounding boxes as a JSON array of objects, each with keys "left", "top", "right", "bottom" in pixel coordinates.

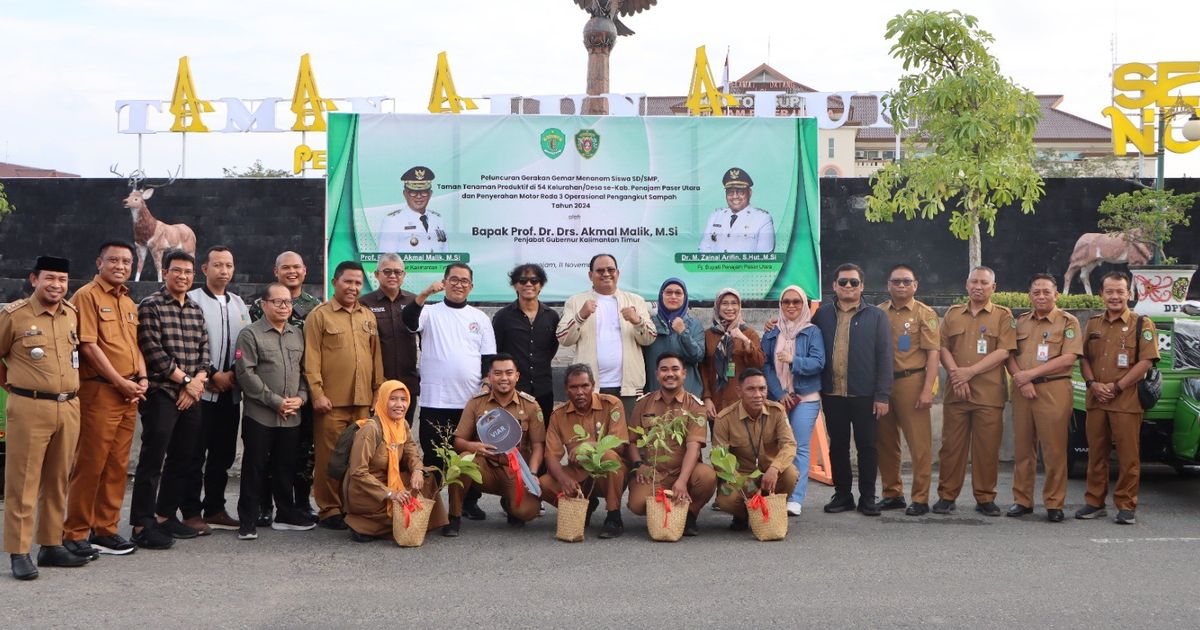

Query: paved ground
[{"left": 1, "top": 464, "right": 1198, "bottom": 628}]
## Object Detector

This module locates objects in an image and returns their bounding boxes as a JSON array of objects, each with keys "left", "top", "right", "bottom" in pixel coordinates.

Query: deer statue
[
  {"left": 111, "top": 166, "right": 197, "bottom": 282},
  {"left": 1063, "top": 230, "right": 1153, "bottom": 295}
]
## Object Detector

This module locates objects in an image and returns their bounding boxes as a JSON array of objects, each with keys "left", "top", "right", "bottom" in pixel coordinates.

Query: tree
[
  {"left": 0, "top": 182, "right": 13, "bottom": 222},
  {"left": 865, "top": 10, "right": 1045, "bottom": 270},
  {"left": 222, "top": 159, "right": 292, "bottom": 178},
  {"left": 1097, "top": 188, "right": 1197, "bottom": 264},
  {"left": 1033, "top": 150, "right": 1134, "bottom": 178}
]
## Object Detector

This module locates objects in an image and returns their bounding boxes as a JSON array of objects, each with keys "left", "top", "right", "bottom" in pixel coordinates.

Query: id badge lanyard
[
  {"left": 1036, "top": 331, "right": 1050, "bottom": 362},
  {"left": 976, "top": 326, "right": 988, "bottom": 355}
]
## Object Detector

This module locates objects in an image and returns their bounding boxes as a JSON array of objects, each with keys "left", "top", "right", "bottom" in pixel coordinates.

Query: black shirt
[
  {"left": 492, "top": 300, "right": 560, "bottom": 397},
  {"left": 360, "top": 288, "right": 420, "bottom": 394}
]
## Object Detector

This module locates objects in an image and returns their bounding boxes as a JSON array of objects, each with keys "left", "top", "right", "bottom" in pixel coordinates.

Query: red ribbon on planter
[
  {"left": 402, "top": 495, "right": 422, "bottom": 528},
  {"left": 507, "top": 451, "right": 524, "bottom": 508},
  {"left": 654, "top": 488, "right": 672, "bottom": 527},
  {"left": 748, "top": 493, "right": 769, "bottom": 522}
]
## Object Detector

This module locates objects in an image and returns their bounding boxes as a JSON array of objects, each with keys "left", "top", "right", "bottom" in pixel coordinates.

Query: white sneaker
[
  {"left": 787, "top": 501, "right": 803, "bottom": 516},
  {"left": 237, "top": 531, "right": 258, "bottom": 540}
]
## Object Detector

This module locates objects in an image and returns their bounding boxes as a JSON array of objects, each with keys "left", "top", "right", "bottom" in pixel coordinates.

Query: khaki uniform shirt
[
  {"left": 829, "top": 303, "right": 856, "bottom": 395},
  {"left": 880, "top": 299, "right": 940, "bottom": 372},
  {"left": 1013, "top": 308, "right": 1083, "bottom": 375},
  {"left": 303, "top": 300, "right": 384, "bottom": 407},
  {"left": 72, "top": 276, "right": 140, "bottom": 380},
  {"left": 1083, "top": 309, "right": 1160, "bottom": 413},
  {"left": 629, "top": 388, "right": 708, "bottom": 477},
  {"left": 941, "top": 302, "right": 1017, "bottom": 407},
  {"left": 455, "top": 390, "right": 546, "bottom": 467},
  {"left": 545, "top": 393, "right": 629, "bottom": 465},
  {"left": 0, "top": 297, "right": 80, "bottom": 394},
  {"left": 713, "top": 400, "right": 796, "bottom": 474}
]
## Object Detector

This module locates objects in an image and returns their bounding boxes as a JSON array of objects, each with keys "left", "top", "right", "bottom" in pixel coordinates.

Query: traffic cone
[{"left": 807, "top": 409, "right": 834, "bottom": 485}]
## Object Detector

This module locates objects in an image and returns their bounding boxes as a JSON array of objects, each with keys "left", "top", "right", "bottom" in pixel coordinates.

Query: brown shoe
[
  {"left": 182, "top": 516, "right": 213, "bottom": 536},
  {"left": 204, "top": 511, "right": 240, "bottom": 531}
]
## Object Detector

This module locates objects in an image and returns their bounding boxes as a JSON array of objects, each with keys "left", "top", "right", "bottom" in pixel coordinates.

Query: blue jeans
[{"left": 788, "top": 401, "right": 821, "bottom": 505}]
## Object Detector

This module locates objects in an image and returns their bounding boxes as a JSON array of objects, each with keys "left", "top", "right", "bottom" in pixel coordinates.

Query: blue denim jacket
[{"left": 761, "top": 326, "right": 825, "bottom": 400}]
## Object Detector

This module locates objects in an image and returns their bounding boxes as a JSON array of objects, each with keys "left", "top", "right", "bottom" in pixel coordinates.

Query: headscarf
[
  {"left": 362, "top": 380, "right": 410, "bottom": 514},
  {"left": 774, "top": 285, "right": 814, "bottom": 394},
  {"left": 710, "top": 287, "right": 748, "bottom": 390},
  {"left": 656, "top": 277, "right": 690, "bottom": 328}
]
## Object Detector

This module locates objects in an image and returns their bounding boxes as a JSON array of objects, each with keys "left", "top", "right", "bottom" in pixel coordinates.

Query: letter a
[
  {"left": 169, "top": 56, "right": 214, "bottom": 132},
  {"left": 428, "top": 52, "right": 477, "bottom": 114},
  {"left": 291, "top": 53, "right": 338, "bottom": 132},
  {"left": 685, "top": 46, "right": 736, "bottom": 116}
]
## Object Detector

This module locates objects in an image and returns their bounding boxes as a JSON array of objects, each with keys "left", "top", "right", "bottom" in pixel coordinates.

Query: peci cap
[
  {"left": 401, "top": 166, "right": 435, "bottom": 191},
  {"left": 722, "top": 167, "right": 753, "bottom": 189},
  {"left": 34, "top": 256, "right": 70, "bottom": 273}
]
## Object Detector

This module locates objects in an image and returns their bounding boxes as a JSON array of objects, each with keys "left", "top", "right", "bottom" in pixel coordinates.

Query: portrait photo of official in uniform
[
  {"left": 698, "top": 167, "right": 776, "bottom": 253},
  {"left": 374, "top": 166, "right": 449, "bottom": 254}
]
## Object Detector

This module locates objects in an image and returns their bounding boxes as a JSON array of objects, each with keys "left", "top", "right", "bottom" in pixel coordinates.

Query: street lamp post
[{"left": 1150, "top": 95, "right": 1200, "bottom": 263}]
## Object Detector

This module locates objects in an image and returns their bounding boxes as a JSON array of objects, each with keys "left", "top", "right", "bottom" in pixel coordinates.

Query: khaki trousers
[
  {"left": 449, "top": 460, "right": 541, "bottom": 522},
  {"left": 64, "top": 380, "right": 138, "bottom": 539},
  {"left": 1011, "top": 379, "right": 1072, "bottom": 509},
  {"left": 313, "top": 405, "right": 369, "bottom": 519},
  {"left": 715, "top": 465, "right": 799, "bottom": 521},
  {"left": 937, "top": 402, "right": 1004, "bottom": 503},
  {"left": 878, "top": 374, "right": 933, "bottom": 504},
  {"left": 627, "top": 463, "right": 717, "bottom": 516},
  {"left": 539, "top": 451, "right": 628, "bottom": 512},
  {"left": 1084, "top": 408, "right": 1142, "bottom": 511},
  {"left": 4, "top": 395, "right": 80, "bottom": 553}
]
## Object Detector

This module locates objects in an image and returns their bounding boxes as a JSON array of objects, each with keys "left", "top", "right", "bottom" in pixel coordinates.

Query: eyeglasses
[
  {"left": 264, "top": 298, "right": 292, "bottom": 308},
  {"left": 378, "top": 269, "right": 405, "bottom": 277},
  {"left": 167, "top": 268, "right": 195, "bottom": 276},
  {"left": 445, "top": 277, "right": 472, "bottom": 287},
  {"left": 592, "top": 267, "right": 618, "bottom": 276},
  {"left": 515, "top": 277, "right": 541, "bottom": 285},
  {"left": 836, "top": 278, "right": 861, "bottom": 287},
  {"left": 780, "top": 299, "right": 804, "bottom": 306},
  {"left": 888, "top": 278, "right": 914, "bottom": 286}
]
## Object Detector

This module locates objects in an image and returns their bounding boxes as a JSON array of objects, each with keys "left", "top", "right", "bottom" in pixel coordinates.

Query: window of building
[
  {"left": 822, "top": 166, "right": 840, "bottom": 178},
  {"left": 827, "top": 137, "right": 835, "bottom": 158}
]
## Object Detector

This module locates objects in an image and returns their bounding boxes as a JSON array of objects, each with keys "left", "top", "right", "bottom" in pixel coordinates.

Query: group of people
[{"left": 1, "top": 243, "right": 1158, "bottom": 580}]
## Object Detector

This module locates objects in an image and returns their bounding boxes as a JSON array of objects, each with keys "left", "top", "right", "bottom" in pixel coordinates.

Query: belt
[
  {"left": 894, "top": 367, "right": 926, "bottom": 380},
  {"left": 1031, "top": 375, "right": 1071, "bottom": 385},
  {"left": 8, "top": 386, "right": 78, "bottom": 402}
]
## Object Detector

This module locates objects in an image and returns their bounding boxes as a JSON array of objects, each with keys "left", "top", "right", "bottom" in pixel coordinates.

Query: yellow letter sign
[
  {"left": 428, "top": 52, "right": 477, "bottom": 114},
  {"left": 685, "top": 46, "right": 737, "bottom": 116},
  {"left": 169, "top": 56, "right": 214, "bottom": 132},
  {"left": 291, "top": 53, "right": 338, "bottom": 132},
  {"left": 1110, "top": 61, "right": 1200, "bottom": 155}
]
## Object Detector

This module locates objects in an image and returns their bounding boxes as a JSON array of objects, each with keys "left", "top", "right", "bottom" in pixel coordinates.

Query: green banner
[{"left": 326, "top": 113, "right": 820, "bottom": 301}]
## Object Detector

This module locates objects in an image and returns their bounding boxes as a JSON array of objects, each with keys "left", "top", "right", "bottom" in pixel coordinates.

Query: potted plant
[
  {"left": 392, "top": 435, "right": 482, "bottom": 548},
  {"left": 710, "top": 446, "right": 786, "bottom": 541},
  {"left": 629, "top": 409, "right": 705, "bottom": 542},
  {"left": 554, "top": 425, "right": 627, "bottom": 542},
  {"left": 1097, "top": 188, "right": 1198, "bottom": 314}
]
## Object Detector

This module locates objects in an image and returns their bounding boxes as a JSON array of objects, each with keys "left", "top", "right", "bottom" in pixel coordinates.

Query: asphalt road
[{"left": 2, "top": 465, "right": 1199, "bottom": 629}]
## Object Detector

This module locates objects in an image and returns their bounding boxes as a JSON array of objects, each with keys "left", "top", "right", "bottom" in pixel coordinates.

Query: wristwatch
[
  {"left": 182, "top": 375, "right": 193, "bottom": 385},
  {"left": 1085, "top": 379, "right": 1095, "bottom": 388}
]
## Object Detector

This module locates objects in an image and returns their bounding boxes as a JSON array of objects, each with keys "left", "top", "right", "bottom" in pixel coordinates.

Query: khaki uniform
[
  {"left": 1, "top": 297, "right": 80, "bottom": 554},
  {"left": 342, "top": 420, "right": 447, "bottom": 536},
  {"left": 626, "top": 389, "right": 716, "bottom": 516},
  {"left": 63, "top": 276, "right": 142, "bottom": 541},
  {"left": 937, "top": 302, "right": 1017, "bottom": 504},
  {"left": 712, "top": 401, "right": 799, "bottom": 520},
  {"left": 448, "top": 390, "right": 546, "bottom": 522},
  {"left": 1010, "top": 308, "right": 1083, "bottom": 510},
  {"left": 877, "top": 299, "right": 940, "bottom": 504},
  {"left": 539, "top": 393, "right": 629, "bottom": 512},
  {"left": 304, "top": 300, "right": 384, "bottom": 519},
  {"left": 1082, "top": 310, "right": 1159, "bottom": 511}
]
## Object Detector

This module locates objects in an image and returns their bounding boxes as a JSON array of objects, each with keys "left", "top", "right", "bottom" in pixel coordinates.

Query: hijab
[
  {"left": 656, "top": 278, "right": 690, "bottom": 327},
  {"left": 362, "top": 380, "right": 411, "bottom": 514},
  {"left": 710, "top": 287, "right": 748, "bottom": 390},
  {"left": 774, "top": 285, "right": 814, "bottom": 394}
]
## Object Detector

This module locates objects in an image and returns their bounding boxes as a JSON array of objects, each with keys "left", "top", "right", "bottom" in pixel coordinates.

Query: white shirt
[
  {"left": 377, "top": 206, "right": 449, "bottom": 253},
  {"left": 594, "top": 294, "right": 622, "bottom": 387},
  {"left": 415, "top": 301, "right": 496, "bottom": 409},
  {"left": 698, "top": 206, "right": 776, "bottom": 253}
]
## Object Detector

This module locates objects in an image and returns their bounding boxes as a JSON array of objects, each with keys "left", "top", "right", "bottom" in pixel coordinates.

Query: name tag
[
  {"left": 1117, "top": 353, "right": 1129, "bottom": 368},
  {"left": 976, "top": 338, "right": 988, "bottom": 355},
  {"left": 72, "top": 349, "right": 80, "bottom": 369},
  {"left": 1036, "top": 343, "right": 1049, "bottom": 362},
  {"left": 898, "top": 334, "right": 911, "bottom": 353}
]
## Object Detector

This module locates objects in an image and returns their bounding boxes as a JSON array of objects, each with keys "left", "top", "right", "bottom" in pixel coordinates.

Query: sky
[{"left": 4, "top": 0, "right": 1200, "bottom": 178}]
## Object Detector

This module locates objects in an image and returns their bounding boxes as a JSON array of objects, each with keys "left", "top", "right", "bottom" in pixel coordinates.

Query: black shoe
[
  {"left": 63, "top": 539, "right": 100, "bottom": 561},
  {"left": 36, "top": 545, "right": 89, "bottom": 568},
  {"left": 1006, "top": 503, "right": 1033, "bottom": 518},
  {"left": 931, "top": 499, "right": 956, "bottom": 514},
  {"left": 598, "top": 510, "right": 624, "bottom": 539},
  {"left": 442, "top": 516, "right": 461, "bottom": 537},
  {"left": 585, "top": 496, "right": 600, "bottom": 526},
  {"left": 10, "top": 554, "right": 37, "bottom": 580},
  {"left": 857, "top": 499, "right": 881, "bottom": 516},
  {"left": 349, "top": 528, "right": 378, "bottom": 543},
  {"left": 131, "top": 522, "right": 174, "bottom": 550},
  {"left": 1047, "top": 509, "right": 1064, "bottom": 523},
  {"left": 1074, "top": 505, "right": 1107, "bottom": 520},
  {"left": 237, "top": 528, "right": 258, "bottom": 541},
  {"left": 271, "top": 512, "right": 317, "bottom": 532},
  {"left": 905, "top": 502, "right": 930, "bottom": 516},
  {"left": 823, "top": 493, "right": 856, "bottom": 513},
  {"left": 729, "top": 517, "right": 749, "bottom": 531},
  {"left": 975, "top": 502, "right": 1001, "bottom": 517},
  {"left": 298, "top": 508, "right": 319, "bottom": 524},
  {"left": 463, "top": 487, "right": 487, "bottom": 520},
  {"left": 683, "top": 512, "right": 699, "bottom": 537},
  {"left": 318, "top": 515, "right": 348, "bottom": 530},
  {"left": 89, "top": 534, "right": 136, "bottom": 556},
  {"left": 1115, "top": 510, "right": 1137, "bottom": 525},
  {"left": 256, "top": 508, "right": 274, "bottom": 528},
  {"left": 159, "top": 518, "right": 199, "bottom": 539},
  {"left": 877, "top": 496, "right": 906, "bottom": 511}
]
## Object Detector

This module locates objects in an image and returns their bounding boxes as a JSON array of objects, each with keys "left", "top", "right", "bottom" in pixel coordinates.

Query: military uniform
[
  {"left": 937, "top": 302, "right": 1017, "bottom": 505},
  {"left": 248, "top": 292, "right": 321, "bottom": 328},
  {"left": 1010, "top": 308, "right": 1083, "bottom": 511},
  {"left": 626, "top": 389, "right": 716, "bottom": 516},
  {"left": 712, "top": 400, "right": 799, "bottom": 521},
  {"left": 1, "top": 294, "right": 80, "bottom": 555},
  {"left": 877, "top": 298, "right": 940, "bottom": 506},
  {"left": 1081, "top": 309, "right": 1159, "bottom": 512},
  {"left": 448, "top": 390, "right": 545, "bottom": 522},
  {"left": 538, "top": 393, "right": 629, "bottom": 512}
]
